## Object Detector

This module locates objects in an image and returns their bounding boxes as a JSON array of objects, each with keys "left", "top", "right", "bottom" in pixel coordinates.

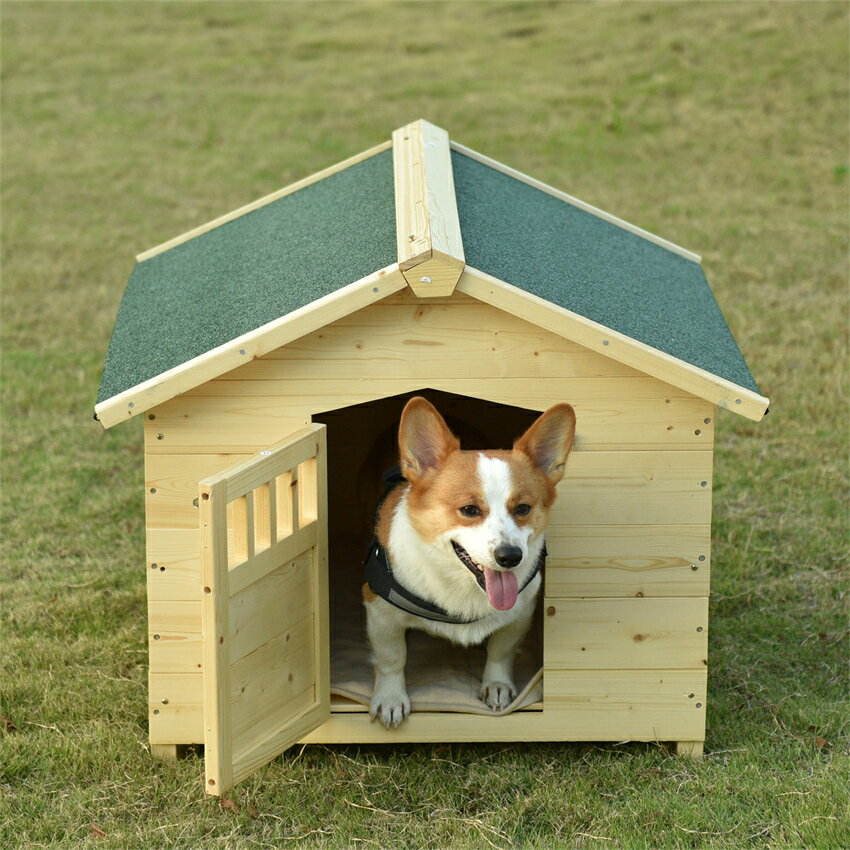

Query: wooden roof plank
[{"left": 393, "top": 119, "right": 465, "bottom": 297}]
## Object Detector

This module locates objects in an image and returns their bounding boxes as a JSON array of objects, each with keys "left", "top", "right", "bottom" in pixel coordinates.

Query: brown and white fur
[{"left": 364, "top": 397, "right": 576, "bottom": 728}]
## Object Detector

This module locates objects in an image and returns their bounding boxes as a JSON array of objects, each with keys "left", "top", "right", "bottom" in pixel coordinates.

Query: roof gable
[{"left": 95, "top": 120, "right": 768, "bottom": 428}]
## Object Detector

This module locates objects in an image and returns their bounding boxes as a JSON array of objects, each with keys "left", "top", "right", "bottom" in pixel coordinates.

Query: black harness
[{"left": 364, "top": 466, "right": 545, "bottom": 625}]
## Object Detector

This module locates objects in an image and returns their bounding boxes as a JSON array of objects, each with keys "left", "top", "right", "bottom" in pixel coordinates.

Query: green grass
[{"left": 1, "top": 1, "right": 848, "bottom": 847}]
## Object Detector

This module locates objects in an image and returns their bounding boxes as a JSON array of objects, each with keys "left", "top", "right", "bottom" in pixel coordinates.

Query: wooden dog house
[{"left": 95, "top": 120, "right": 769, "bottom": 795}]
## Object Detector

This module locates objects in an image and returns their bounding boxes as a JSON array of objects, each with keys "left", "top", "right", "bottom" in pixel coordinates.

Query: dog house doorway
[{"left": 312, "top": 389, "right": 545, "bottom": 716}]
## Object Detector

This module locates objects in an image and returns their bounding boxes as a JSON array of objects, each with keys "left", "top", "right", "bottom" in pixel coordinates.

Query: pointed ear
[
  {"left": 398, "top": 397, "right": 460, "bottom": 482},
  {"left": 514, "top": 403, "right": 576, "bottom": 485}
]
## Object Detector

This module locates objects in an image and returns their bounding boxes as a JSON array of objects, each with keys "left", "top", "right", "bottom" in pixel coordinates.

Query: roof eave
[
  {"left": 94, "top": 264, "right": 407, "bottom": 429},
  {"left": 456, "top": 266, "right": 769, "bottom": 422}
]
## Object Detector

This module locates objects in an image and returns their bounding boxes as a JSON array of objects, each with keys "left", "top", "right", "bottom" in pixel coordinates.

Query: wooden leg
[
  {"left": 675, "top": 741, "right": 704, "bottom": 758},
  {"left": 151, "top": 744, "right": 180, "bottom": 762}
]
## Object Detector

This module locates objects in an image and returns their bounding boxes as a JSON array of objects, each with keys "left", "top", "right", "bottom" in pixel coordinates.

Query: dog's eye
[
  {"left": 514, "top": 503, "right": 532, "bottom": 517},
  {"left": 459, "top": 504, "right": 482, "bottom": 518}
]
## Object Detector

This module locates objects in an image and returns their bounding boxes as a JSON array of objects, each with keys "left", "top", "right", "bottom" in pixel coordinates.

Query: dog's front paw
[
  {"left": 370, "top": 684, "right": 411, "bottom": 729},
  {"left": 479, "top": 680, "right": 516, "bottom": 712}
]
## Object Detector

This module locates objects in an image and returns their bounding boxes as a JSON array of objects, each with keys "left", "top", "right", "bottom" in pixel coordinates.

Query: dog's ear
[
  {"left": 514, "top": 403, "right": 576, "bottom": 485},
  {"left": 398, "top": 397, "right": 460, "bottom": 482}
]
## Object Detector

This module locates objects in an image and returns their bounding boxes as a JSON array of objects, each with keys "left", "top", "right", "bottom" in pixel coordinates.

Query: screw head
[{"left": 420, "top": 276, "right": 432, "bottom": 284}]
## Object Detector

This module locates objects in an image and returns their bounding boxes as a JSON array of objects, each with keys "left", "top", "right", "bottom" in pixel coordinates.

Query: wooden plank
[
  {"left": 146, "top": 528, "right": 201, "bottom": 602},
  {"left": 96, "top": 265, "right": 408, "bottom": 428},
  {"left": 543, "top": 597, "right": 708, "bottom": 670},
  {"left": 450, "top": 140, "right": 702, "bottom": 263},
  {"left": 201, "top": 425, "right": 322, "bottom": 499},
  {"left": 228, "top": 552, "right": 313, "bottom": 664},
  {"left": 544, "top": 524, "right": 711, "bottom": 598},
  {"left": 393, "top": 120, "right": 464, "bottom": 265},
  {"left": 145, "top": 454, "right": 251, "bottom": 529},
  {"left": 228, "top": 522, "right": 317, "bottom": 597},
  {"left": 148, "top": 671, "right": 204, "bottom": 744},
  {"left": 393, "top": 119, "right": 464, "bottom": 297},
  {"left": 312, "top": 425, "right": 331, "bottom": 717},
  {"left": 146, "top": 448, "right": 712, "bottom": 529},
  {"left": 676, "top": 740, "right": 705, "bottom": 758},
  {"left": 246, "top": 298, "right": 642, "bottom": 377},
  {"left": 137, "top": 140, "right": 392, "bottom": 262},
  {"left": 544, "top": 669, "right": 707, "bottom": 741},
  {"left": 301, "top": 668, "right": 706, "bottom": 743},
  {"left": 230, "top": 613, "right": 316, "bottom": 750},
  {"left": 551, "top": 450, "right": 714, "bottom": 526},
  {"left": 144, "top": 379, "right": 714, "bottom": 454},
  {"left": 199, "top": 478, "right": 233, "bottom": 794},
  {"left": 457, "top": 266, "right": 769, "bottom": 422},
  {"left": 147, "top": 600, "right": 202, "bottom": 673}
]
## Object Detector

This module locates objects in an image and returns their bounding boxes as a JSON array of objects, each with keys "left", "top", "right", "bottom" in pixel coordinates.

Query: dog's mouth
[{"left": 451, "top": 541, "right": 519, "bottom": 611}]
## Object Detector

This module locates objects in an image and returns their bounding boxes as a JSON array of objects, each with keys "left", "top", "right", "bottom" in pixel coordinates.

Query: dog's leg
[
  {"left": 480, "top": 604, "right": 535, "bottom": 711},
  {"left": 365, "top": 599, "right": 411, "bottom": 728}
]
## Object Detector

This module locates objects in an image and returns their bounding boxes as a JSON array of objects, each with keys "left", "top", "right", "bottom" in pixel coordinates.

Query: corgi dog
[{"left": 363, "top": 396, "right": 576, "bottom": 728}]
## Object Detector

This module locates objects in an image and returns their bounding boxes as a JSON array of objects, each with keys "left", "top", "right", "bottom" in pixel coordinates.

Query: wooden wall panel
[
  {"left": 543, "top": 597, "right": 708, "bottom": 670},
  {"left": 142, "top": 289, "right": 717, "bottom": 749},
  {"left": 149, "top": 672, "right": 204, "bottom": 745},
  {"left": 544, "top": 524, "right": 710, "bottom": 598},
  {"left": 552, "top": 451, "right": 714, "bottom": 526},
  {"left": 144, "top": 378, "right": 713, "bottom": 454}
]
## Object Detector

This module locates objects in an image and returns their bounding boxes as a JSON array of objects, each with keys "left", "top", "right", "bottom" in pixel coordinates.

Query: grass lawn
[{"left": 1, "top": 2, "right": 848, "bottom": 847}]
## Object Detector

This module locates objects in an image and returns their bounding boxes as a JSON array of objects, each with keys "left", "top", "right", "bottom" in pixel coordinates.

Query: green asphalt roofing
[
  {"left": 452, "top": 150, "right": 760, "bottom": 395},
  {"left": 97, "top": 149, "right": 397, "bottom": 404},
  {"left": 98, "top": 143, "right": 761, "bottom": 406}
]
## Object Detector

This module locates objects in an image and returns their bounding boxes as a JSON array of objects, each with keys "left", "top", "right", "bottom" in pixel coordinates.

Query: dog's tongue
[{"left": 483, "top": 567, "right": 519, "bottom": 610}]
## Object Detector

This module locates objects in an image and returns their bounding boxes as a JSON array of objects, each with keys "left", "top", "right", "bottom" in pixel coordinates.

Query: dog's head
[{"left": 398, "top": 396, "right": 576, "bottom": 610}]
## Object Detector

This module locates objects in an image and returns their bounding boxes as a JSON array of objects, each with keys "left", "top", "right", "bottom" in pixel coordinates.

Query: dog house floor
[{"left": 314, "top": 390, "right": 544, "bottom": 718}]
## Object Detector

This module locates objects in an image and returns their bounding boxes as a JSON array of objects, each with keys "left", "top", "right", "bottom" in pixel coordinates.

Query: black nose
[{"left": 494, "top": 545, "right": 523, "bottom": 568}]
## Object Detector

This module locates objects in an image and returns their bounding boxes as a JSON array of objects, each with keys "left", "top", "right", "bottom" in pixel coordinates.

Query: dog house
[{"left": 95, "top": 120, "right": 769, "bottom": 795}]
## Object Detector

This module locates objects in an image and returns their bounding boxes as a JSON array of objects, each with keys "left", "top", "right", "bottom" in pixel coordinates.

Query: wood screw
[
  {"left": 696, "top": 626, "right": 704, "bottom": 632},
  {"left": 420, "top": 276, "right": 432, "bottom": 284},
  {"left": 157, "top": 433, "right": 164, "bottom": 440},
  {"left": 161, "top": 698, "right": 169, "bottom": 704},
  {"left": 546, "top": 606, "right": 556, "bottom": 616},
  {"left": 691, "top": 564, "right": 698, "bottom": 571}
]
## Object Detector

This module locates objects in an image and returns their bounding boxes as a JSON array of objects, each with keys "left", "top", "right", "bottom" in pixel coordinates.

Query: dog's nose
[{"left": 494, "top": 544, "right": 523, "bottom": 568}]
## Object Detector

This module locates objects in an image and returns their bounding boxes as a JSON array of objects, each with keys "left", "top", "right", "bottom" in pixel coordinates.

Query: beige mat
[{"left": 329, "top": 611, "right": 543, "bottom": 716}]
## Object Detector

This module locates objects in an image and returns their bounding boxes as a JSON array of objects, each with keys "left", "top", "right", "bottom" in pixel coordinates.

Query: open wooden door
[{"left": 199, "top": 424, "right": 329, "bottom": 795}]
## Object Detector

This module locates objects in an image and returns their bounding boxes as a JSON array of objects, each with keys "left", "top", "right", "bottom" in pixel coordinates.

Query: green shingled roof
[
  {"left": 451, "top": 151, "right": 760, "bottom": 395},
  {"left": 97, "top": 136, "right": 762, "bottom": 410},
  {"left": 97, "top": 150, "right": 396, "bottom": 404}
]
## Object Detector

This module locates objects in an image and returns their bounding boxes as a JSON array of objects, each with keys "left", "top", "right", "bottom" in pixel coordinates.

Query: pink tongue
[{"left": 483, "top": 568, "right": 519, "bottom": 610}]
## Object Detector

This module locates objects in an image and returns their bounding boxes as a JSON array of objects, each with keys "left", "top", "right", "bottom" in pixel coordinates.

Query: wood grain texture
[
  {"left": 543, "top": 597, "right": 708, "bottom": 670},
  {"left": 393, "top": 119, "right": 465, "bottom": 297},
  {"left": 199, "top": 426, "right": 328, "bottom": 795}
]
